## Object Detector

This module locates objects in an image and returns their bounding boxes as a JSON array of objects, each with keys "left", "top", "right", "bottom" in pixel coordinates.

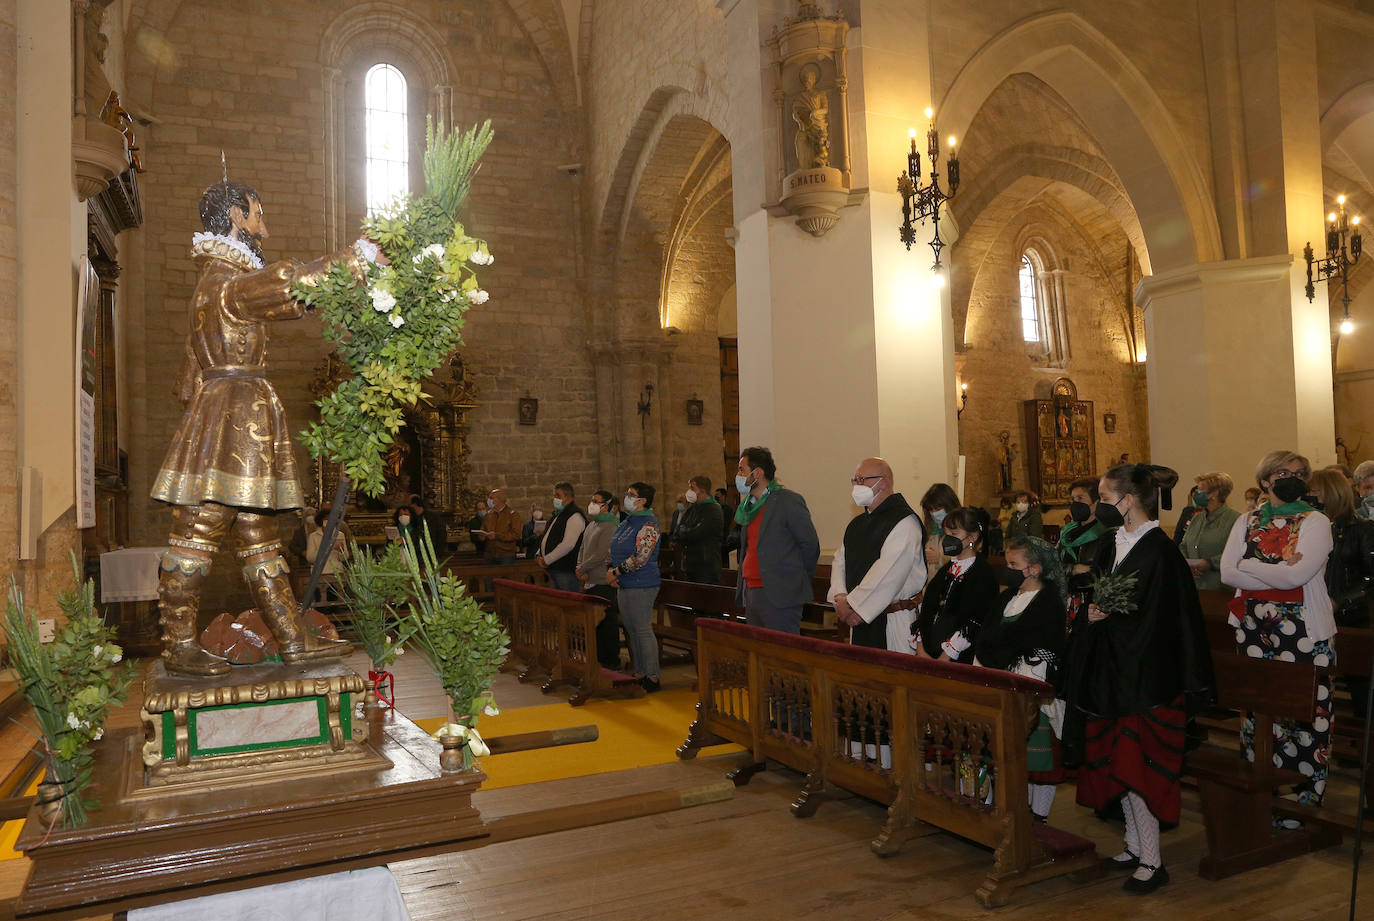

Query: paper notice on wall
[{"left": 76, "top": 256, "right": 98, "bottom": 529}]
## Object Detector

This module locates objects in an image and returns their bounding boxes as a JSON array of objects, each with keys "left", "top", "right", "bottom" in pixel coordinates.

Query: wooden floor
[{"left": 4, "top": 655, "right": 1372, "bottom": 920}]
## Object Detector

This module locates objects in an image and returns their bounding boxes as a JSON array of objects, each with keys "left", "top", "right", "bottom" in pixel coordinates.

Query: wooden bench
[
  {"left": 652, "top": 579, "right": 744, "bottom": 664},
  {"left": 494, "top": 579, "right": 643, "bottom": 705},
  {"left": 676, "top": 619, "right": 1099, "bottom": 907},
  {"left": 447, "top": 559, "right": 549, "bottom": 610}
]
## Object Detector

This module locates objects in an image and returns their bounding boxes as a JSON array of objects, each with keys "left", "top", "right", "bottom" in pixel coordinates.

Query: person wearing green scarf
[
  {"left": 1221, "top": 450, "right": 1335, "bottom": 812},
  {"left": 671, "top": 475, "right": 724, "bottom": 584},
  {"left": 733, "top": 446, "right": 820, "bottom": 634},
  {"left": 575, "top": 490, "right": 622, "bottom": 671},
  {"left": 1179, "top": 472, "right": 1239, "bottom": 591}
]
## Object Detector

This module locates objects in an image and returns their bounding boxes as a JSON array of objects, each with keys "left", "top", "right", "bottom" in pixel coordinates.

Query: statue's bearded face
[{"left": 229, "top": 197, "right": 269, "bottom": 262}]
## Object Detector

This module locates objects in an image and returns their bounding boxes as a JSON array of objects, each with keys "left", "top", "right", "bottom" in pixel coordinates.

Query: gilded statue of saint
[
  {"left": 792, "top": 66, "right": 831, "bottom": 170},
  {"left": 150, "top": 179, "right": 377, "bottom": 676}
]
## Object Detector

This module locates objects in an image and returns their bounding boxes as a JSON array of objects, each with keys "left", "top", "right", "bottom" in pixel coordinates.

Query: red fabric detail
[
  {"left": 1239, "top": 587, "right": 1304, "bottom": 604},
  {"left": 1076, "top": 701, "right": 1186, "bottom": 824},
  {"left": 1031, "top": 822, "right": 1095, "bottom": 858},
  {"left": 697, "top": 618, "right": 1054, "bottom": 696},
  {"left": 368, "top": 669, "right": 395, "bottom": 709},
  {"left": 600, "top": 666, "right": 639, "bottom": 685},
  {"left": 492, "top": 578, "right": 612, "bottom": 605},
  {"left": 742, "top": 512, "right": 764, "bottom": 587}
]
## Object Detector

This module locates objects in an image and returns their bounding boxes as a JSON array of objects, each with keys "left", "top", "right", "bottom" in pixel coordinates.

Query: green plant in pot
[
  {"left": 400, "top": 533, "right": 509, "bottom": 772},
  {"left": 3, "top": 553, "right": 134, "bottom": 827}
]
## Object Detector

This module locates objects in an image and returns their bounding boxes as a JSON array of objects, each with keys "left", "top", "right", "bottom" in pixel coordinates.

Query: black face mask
[
  {"left": 1094, "top": 499, "right": 1125, "bottom": 529},
  {"left": 1069, "top": 501, "right": 1092, "bottom": 524},
  {"left": 1001, "top": 568, "right": 1025, "bottom": 589},
  {"left": 941, "top": 534, "right": 965, "bottom": 557},
  {"left": 1272, "top": 477, "right": 1307, "bottom": 504}
]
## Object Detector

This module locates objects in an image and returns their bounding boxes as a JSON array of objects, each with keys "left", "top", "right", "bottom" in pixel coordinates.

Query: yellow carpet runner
[{"left": 414, "top": 687, "right": 742, "bottom": 790}]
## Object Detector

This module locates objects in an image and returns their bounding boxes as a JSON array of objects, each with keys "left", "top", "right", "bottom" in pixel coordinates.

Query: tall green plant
[
  {"left": 337, "top": 539, "right": 414, "bottom": 671},
  {"left": 400, "top": 532, "right": 509, "bottom": 730},
  {"left": 3, "top": 553, "right": 133, "bottom": 826}
]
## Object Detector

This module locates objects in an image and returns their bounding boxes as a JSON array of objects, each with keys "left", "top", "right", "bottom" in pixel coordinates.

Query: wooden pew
[
  {"left": 447, "top": 559, "right": 549, "bottom": 610},
  {"left": 652, "top": 579, "right": 744, "bottom": 664},
  {"left": 677, "top": 619, "right": 1099, "bottom": 907},
  {"left": 494, "top": 579, "right": 643, "bottom": 705}
]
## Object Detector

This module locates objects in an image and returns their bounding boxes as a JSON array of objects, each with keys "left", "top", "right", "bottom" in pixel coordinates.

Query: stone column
[{"left": 723, "top": 0, "right": 958, "bottom": 548}]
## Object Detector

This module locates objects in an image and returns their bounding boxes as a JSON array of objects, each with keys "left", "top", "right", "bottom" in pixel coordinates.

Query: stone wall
[{"left": 0, "top": 0, "right": 17, "bottom": 596}]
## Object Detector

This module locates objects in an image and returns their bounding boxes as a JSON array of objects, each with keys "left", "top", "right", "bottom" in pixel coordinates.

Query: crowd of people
[{"left": 296, "top": 444, "right": 1370, "bottom": 895}]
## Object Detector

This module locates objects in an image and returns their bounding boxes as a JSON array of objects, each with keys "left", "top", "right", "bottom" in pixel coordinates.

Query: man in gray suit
[{"left": 733, "top": 446, "right": 821, "bottom": 633}]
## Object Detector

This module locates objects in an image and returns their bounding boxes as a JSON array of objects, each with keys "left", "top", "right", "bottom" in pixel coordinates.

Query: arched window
[
  {"left": 365, "top": 63, "right": 409, "bottom": 216},
  {"left": 1019, "top": 254, "right": 1041, "bottom": 343}
]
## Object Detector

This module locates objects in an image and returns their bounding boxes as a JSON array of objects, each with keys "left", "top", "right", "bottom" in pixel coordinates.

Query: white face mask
[
  {"left": 532, "top": 511, "right": 544, "bottom": 521},
  {"left": 735, "top": 471, "right": 752, "bottom": 494},
  {"left": 932, "top": 508, "right": 948, "bottom": 525},
  {"left": 852, "top": 484, "right": 876, "bottom": 508},
  {"left": 588, "top": 502, "right": 602, "bottom": 516},
  {"left": 624, "top": 495, "right": 639, "bottom": 512},
  {"left": 685, "top": 489, "right": 698, "bottom": 503},
  {"left": 552, "top": 498, "right": 564, "bottom": 512},
  {"left": 398, "top": 514, "right": 411, "bottom": 526},
  {"left": 1015, "top": 502, "right": 1030, "bottom": 513},
  {"left": 486, "top": 498, "right": 495, "bottom": 509}
]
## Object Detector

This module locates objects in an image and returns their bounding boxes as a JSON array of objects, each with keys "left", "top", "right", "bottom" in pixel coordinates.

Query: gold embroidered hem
[{"left": 152, "top": 468, "right": 303, "bottom": 511}]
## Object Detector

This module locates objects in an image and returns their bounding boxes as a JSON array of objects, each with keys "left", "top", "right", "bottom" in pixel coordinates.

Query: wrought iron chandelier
[
  {"left": 1304, "top": 194, "right": 1363, "bottom": 334},
  {"left": 897, "top": 107, "right": 960, "bottom": 273}
]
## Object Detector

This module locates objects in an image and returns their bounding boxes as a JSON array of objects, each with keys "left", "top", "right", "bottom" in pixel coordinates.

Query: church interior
[{"left": 2, "top": 0, "right": 1374, "bottom": 918}]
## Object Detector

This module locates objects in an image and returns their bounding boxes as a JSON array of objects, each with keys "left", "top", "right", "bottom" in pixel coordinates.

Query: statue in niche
[
  {"left": 996, "top": 429, "right": 1018, "bottom": 493},
  {"left": 792, "top": 65, "right": 831, "bottom": 170}
]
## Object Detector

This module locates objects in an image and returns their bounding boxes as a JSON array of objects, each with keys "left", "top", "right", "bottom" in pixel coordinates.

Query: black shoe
[
  {"left": 1123, "top": 864, "right": 1169, "bottom": 895},
  {"left": 639, "top": 676, "right": 661, "bottom": 693},
  {"left": 1101, "top": 850, "right": 1139, "bottom": 872}
]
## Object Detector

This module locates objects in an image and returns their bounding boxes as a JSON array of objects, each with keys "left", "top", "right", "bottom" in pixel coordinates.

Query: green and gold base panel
[{"left": 140, "top": 659, "right": 377, "bottom": 786}]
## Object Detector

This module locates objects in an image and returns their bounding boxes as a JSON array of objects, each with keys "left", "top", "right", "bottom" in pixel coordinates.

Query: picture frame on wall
[
  {"left": 518, "top": 397, "right": 538, "bottom": 426},
  {"left": 686, "top": 399, "right": 704, "bottom": 426}
]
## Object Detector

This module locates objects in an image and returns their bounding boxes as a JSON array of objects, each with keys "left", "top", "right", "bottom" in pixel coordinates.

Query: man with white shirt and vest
[
  {"left": 537, "top": 481, "right": 587, "bottom": 592},
  {"left": 733, "top": 446, "right": 820, "bottom": 633},
  {"left": 828, "top": 457, "right": 929, "bottom": 652}
]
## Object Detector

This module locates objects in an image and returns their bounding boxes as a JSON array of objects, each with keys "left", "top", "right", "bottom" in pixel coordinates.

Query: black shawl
[
  {"left": 975, "top": 585, "right": 1067, "bottom": 675},
  {"left": 913, "top": 555, "right": 999, "bottom": 663},
  {"left": 1061, "top": 527, "right": 1215, "bottom": 718}
]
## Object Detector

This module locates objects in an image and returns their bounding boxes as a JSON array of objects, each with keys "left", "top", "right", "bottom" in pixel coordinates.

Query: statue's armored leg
[
  {"left": 236, "top": 512, "right": 350, "bottom": 663},
  {"left": 158, "top": 503, "right": 233, "bottom": 677}
]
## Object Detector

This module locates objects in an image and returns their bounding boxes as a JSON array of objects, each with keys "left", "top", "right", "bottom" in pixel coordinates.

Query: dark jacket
[
  {"left": 1062, "top": 527, "right": 1214, "bottom": 717},
  {"left": 673, "top": 500, "right": 724, "bottom": 579},
  {"left": 539, "top": 503, "right": 585, "bottom": 573},
  {"left": 733, "top": 488, "right": 820, "bottom": 609},
  {"left": 976, "top": 585, "right": 1068, "bottom": 677},
  {"left": 1328, "top": 514, "right": 1374, "bottom": 628},
  {"left": 913, "top": 556, "right": 999, "bottom": 663}
]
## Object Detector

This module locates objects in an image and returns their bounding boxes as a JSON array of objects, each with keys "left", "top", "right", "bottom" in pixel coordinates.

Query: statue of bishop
[{"left": 150, "top": 178, "right": 378, "bottom": 676}]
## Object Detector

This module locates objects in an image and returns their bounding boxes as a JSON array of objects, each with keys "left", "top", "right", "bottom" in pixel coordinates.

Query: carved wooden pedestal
[
  {"left": 13, "top": 711, "right": 487, "bottom": 920},
  {"left": 140, "top": 660, "right": 369, "bottom": 786}
]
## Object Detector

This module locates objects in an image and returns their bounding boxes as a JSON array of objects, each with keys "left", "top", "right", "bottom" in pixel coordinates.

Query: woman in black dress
[
  {"left": 910, "top": 508, "right": 998, "bottom": 662},
  {"left": 1063, "top": 463, "right": 1213, "bottom": 895}
]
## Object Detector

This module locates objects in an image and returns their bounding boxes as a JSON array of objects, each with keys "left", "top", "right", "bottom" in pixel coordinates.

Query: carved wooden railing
[
  {"left": 494, "top": 579, "right": 642, "bottom": 706},
  {"left": 677, "top": 619, "right": 1099, "bottom": 907}
]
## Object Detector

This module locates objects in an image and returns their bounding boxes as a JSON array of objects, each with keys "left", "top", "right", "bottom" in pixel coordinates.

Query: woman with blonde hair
[
  {"left": 1179, "top": 472, "right": 1240, "bottom": 590},
  {"left": 1221, "top": 450, "right": 1336, "bottom": 813}
]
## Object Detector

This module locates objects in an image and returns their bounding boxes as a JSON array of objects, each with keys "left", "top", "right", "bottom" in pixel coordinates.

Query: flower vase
[{"left": 438, "top": 733, "right": 468, "bottom": 774}]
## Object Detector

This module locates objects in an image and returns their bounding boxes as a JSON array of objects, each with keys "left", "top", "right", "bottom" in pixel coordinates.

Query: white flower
[
  {"left": 92, "top": 728, "right": 103, "bottom": 741},
  {"left": 67, "top": 713, "right": 81, "bottom": 730},
  {"left": 395, "top": 645, "right": 404, "bottom": 656},
  {"left": 370, "top": 286, "right": 396, "bottom": 313},
  {"left": 413, "top": 244, "right": 445, "bottom": 264},
  {"left": 483, "top": 703, "right": 500, "bottom": 717},
  {"left": 92, "top": 644, "right": 103, "bottom": 659},
  {"left": 111, "top": 652, "right": 121, "bottom": 663},
  {"left": 468, "top": 249, "right": 493, "bottom": 266},
  {"left": 390, "top": 313, "right": 405, "bottom": 328},
  {"left": 440, "top": 289, "right": 456, "bottom": 303},
  {"left": 470, "top": 289, "right": 490, "bottom": 305}
]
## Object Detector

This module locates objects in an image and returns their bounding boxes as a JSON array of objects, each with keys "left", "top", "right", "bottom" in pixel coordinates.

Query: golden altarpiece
[{"left": 1022, "top": 377, "right": 1096, "bottom": 505}]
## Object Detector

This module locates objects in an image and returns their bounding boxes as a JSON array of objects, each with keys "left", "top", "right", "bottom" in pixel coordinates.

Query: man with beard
[
  {"left": 150, "top": 178, "right": 377, "bottom": 676},
  {"left": 827, "top": 457, "right": 928, "bottom": 652}
]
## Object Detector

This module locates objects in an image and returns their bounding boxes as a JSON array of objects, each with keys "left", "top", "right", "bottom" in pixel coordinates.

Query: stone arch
[{"left": 939, "top": 10, "right": 1222, "bottom": 273}]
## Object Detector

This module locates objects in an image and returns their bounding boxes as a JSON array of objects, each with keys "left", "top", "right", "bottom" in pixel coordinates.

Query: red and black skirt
[{"left": 1075, "top": 698, "right": 1186, "bottom": 823}]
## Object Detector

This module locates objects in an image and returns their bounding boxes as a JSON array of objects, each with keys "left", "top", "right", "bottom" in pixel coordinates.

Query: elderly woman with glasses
[
  {"left": 1221, "top": 450, "right": 1336, "bottom": 810},
  {"left": 1179, "top": 472, "right": 1240, "bottom": 590}
]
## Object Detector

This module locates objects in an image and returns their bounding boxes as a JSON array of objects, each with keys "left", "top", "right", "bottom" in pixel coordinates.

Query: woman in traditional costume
[
  {"left": 974, "top": 537, "right": 1068, "bottom": 823},
  {"left": 1220, "top": 451, "right": 1335, "bottom": 815},
  {"left": 1063, "top": 463, "right": 1213, "bottom": 894},
  {"left": 1058, "top": 477, "right": 1107, "bottom": 630},
  {"left": 910, "top": 508, "right": 998, "bottom": 663}
]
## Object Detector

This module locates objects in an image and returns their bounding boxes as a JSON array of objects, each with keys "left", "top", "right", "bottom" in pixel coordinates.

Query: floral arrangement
[
  {"left": 401, "top": 533, "right": 509, "bottom": 770},
  {"left": 3, "top": 553, "right": 134, "bottom": 826},
  {"left": 337, "top": 539, "right": 414, "bottom": 673},
  {"left": 1089, "top": 570, "right": 1139, "bottom": 616},
  {"left": 293, "top": 118, "right": 495, "bottom": 498}
]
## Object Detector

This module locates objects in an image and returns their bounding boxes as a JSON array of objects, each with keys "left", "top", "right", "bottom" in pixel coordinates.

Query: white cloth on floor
[
  {"left": 99, "top": 546, "right": 167, "bottom": 602},
  {"left": 127, "top": 866, "right": 411, "bottom": 921}
]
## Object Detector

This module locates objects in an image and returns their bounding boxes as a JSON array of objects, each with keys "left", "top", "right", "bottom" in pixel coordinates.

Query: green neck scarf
[
  {"left": 734, "top": 480, "right": 782, "bottom": 526},
  {"left": 593, "top": 512, "right": 618, "bottom": 523},
  {"left": 696, "top": 496, "right": 720, "bottom": 507},
  {"left": 1256, "top": 499, "right": 1315, "bottom": 527},
  {"left": 630, "top": 507, "right": 655, "bottom": 518},
  {"left": 1060, "top": 520, "right": 1106, "bottom": 551}
]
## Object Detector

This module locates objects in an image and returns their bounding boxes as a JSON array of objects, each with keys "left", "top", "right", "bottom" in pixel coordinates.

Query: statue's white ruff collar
[{"left": 191, "top": 232, "right": 264, "bottom": 271}]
